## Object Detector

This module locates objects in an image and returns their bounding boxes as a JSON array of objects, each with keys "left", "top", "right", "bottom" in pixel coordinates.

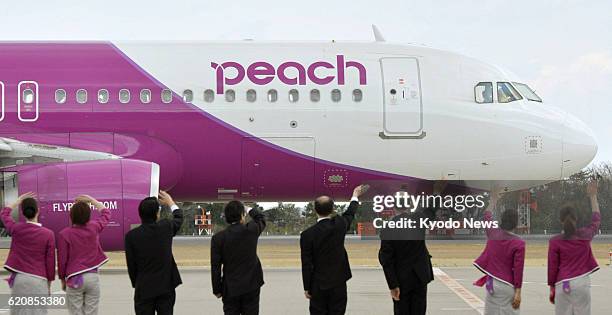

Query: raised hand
[
  {"left": 75, "top": 195, "right": 105, "bottom": 210},
  {"left": 586, "top": 180, "right": 601, "bottom": 214},
  {"left": 8, "top": 192, "right": 36, "bottom": 210},
  {"left": 586, "top": 180, "right": 598, "bottom": 198},
  {"left": 352, "top": 184, "right": 369, "bottom": 199},
  {"left": 158, "top": 191, "right": 176, "bottom": 207},
  {"left": 490, "top": 186, "right": 505, "bottom": 202}
]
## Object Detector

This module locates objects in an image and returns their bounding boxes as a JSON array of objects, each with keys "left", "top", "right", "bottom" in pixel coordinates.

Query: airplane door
[
  {"left": 380, "top": 58, "right": 424, "bottom": 138},
  {"left": 18, "top": 81, "right": 39, "bottom": 122}
]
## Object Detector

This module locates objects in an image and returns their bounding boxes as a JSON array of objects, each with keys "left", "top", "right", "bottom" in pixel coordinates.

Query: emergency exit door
[{"left": 380, "top": 58, "right": 424, "bottom": 138}]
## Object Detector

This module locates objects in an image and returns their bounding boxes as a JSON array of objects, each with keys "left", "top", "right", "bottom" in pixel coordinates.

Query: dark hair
[
  {"left": 559, "top": 206, "right": 577, "bottom": 238},
  {"left": 21, "top": 198, "right": 38, "bottom": 220},
  {"left": 314, "top": 196, "right": 334, "bottom": 216},
  {"left": 500, "top": 209, "right": 519, "bottom": 231},
  {"left": 224, "top": 201, "right": 245, "bottom": 224},
  {"left": 70, "top": 201, "right": 91, "bottom": 225},
  {"left": 138, "top": 197, "right": 160, "bottom": 222}
]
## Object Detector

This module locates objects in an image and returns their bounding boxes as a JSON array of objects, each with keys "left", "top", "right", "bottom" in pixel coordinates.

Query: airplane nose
[{"left": 562, "top": 113, "right": 598, "bottom": 177}]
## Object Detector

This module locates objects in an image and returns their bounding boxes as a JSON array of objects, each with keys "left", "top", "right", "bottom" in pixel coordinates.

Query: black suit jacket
[
  {"left": 378, "top": 208, "right": 435, "bottom": 291},
  {"left": 211, "top": 207, "right": 266, "bottom": 298},
  {"left": 125, "top": 208, "right": 184, "bottom": 300},
  {"left": 300, "top": 200, "right": 359, "bottom": 292}
]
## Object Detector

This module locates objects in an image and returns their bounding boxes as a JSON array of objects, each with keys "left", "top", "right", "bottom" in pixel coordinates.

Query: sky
[{"left": 0, "top": 0, "right": 610, "bottom": 167}]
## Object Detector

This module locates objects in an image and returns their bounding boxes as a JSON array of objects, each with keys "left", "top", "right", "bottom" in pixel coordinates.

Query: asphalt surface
[
  {"left": 0, "top": 267, "right": 610, "bottom": 314},
  {"left": 1, "top": 234, "right": 612, "bottom": 249}
]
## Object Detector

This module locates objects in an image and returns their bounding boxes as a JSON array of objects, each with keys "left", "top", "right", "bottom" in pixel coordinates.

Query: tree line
[{"left": 174, "top": 162, "right": 612, "bottom": 236}]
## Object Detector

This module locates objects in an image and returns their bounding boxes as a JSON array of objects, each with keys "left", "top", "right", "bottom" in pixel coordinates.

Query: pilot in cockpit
[
  {"left": 483, "top": 84, "right": 493, "bottom": 103},
  {"left": 497, "top": 84, "right": 511, "bottom": 103}
]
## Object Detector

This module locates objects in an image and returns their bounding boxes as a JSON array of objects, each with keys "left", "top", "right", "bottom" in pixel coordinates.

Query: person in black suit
[
  {"left": 211, "top": 200, "right": 266, "bottom": 315},
  {"left": 125, "top": 191, "right": 184, "bottom": 315},
  {"left": 378, "top": 184, "right": 443, "bottom": 315},
  {"left": 300, "top": 185, "right": 368, "bottom": 315}
]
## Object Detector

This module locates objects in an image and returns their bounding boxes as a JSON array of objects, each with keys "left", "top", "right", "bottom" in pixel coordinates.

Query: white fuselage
[{"left": 114, "top": 41, "right": 596, "bottom": 188}]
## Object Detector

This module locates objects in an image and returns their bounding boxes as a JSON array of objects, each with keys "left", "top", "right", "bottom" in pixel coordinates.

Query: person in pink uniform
[
  {"left": 0, "top": 192, "right": 56, "bottom": 315},
  {"left": 548, "top": 180, "right": 600, "bottom": 315},
  {"left": 473, "top": 188, "right": 525, "bottom": 314},
  {"left": 57, "top": 195, "right": 111, "bottom": 315}
]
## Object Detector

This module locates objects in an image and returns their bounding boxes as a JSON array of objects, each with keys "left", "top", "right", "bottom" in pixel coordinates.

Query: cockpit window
[
  {"left": 475, "top": 82, "right": 493, "bottom": 103},
  {"left": 497, "top": 82, "right": 523, "bottom": 103},
  {"left": 512, "top": 82, "right": 542, "bottom": 102}
]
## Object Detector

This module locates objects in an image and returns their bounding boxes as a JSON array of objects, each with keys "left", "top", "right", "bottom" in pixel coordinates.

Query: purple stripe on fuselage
[{"left": 0, "top": 42, "right": 417, "bottom": 201}]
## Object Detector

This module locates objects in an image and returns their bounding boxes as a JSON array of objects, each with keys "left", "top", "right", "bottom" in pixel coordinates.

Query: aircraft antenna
[{"left": 372, "top": 24, "right": 386, "bottom": 42}]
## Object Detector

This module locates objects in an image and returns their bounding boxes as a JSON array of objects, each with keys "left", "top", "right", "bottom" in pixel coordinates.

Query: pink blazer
[
  {"left": 0, "top": 207, "right": 56, "bottom": 281},
  {"left": 474, "top": 210, "right": 525, "bottom": 288},
  {"left": 57, "top": 208, "right": 111, "bottom": 280},
  {"left": 547, "top": 212, "right": 600, "bottom": 286}
]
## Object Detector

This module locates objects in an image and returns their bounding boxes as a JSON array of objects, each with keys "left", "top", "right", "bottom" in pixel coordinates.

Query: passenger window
[
  {"left": 310, "top": 89, "right": 320, "bottom": 102},
  {"left": 352, "top": 89, "right": 363, "bottom": 102},
  {"left": 76, "top": 89, "right": 88, "bottom": 104},
  {"left": 23, "top": 89, "right": 35, "bottom": 104},
  {"left": 55, "top": 89, "right": 67, "bottom": 104},
  {"left": 474, "top": 82, "right": 493, "bottom": 104},
  {"left": 267, "top": 89, "right": 278, "bottom": 102},
  {"left": 204, "top": 89, "right": 215, "bottom": 103},
  {"left": 140, "top": 89, "right": 152, "bottom": 104},
  {"left": 331, "top": 89, "right": 341, "bottom": 102},
  {"left": 246, "top": 89, "right": 257, "bottom": 102},
  {"left": 98, "top": 89, "right": 109, "bottom": 104},
  {"left": 497, "top": 82, "right": 522, "bottom": 103},
  {"left": 289, "top": 89, "right": 299, "bottom": 103},
  {"left": 161, "top": 89, "right": 173, "bottom": 103},
  {"left": 119, "top": 89, "right": 130, "bottom": 104},
  {"left": 225, "top": 89, "right": 236, "bottom": 102},
  {"left": 183, "top": 89, "right": 193, "bottom": 103}
]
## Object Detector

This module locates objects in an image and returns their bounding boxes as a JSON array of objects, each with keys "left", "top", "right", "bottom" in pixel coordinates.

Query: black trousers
[
  {"left": 222, "top": 288, "right": 260, "bottom": 315},
  {"left": 134, "top": 290, "right": 176, "bottom": 315},
  {"left": 392, "top": 285, "right": 427, "bottom": 315},
  {"left": 309, "top": 283, "right": 348, "bottom": 315}
]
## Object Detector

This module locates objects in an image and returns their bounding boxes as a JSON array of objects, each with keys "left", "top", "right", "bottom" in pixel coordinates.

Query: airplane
[{"left": 0, "top": 27, "right": 597, "bottom": 249}]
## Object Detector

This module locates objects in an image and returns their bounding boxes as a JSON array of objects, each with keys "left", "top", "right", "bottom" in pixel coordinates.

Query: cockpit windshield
[
  {"left": 512, "top": 82, "right": 542, "bottom": 102},
  {"left": 497, "top": 82, "right": 522, "bottom": 103}
]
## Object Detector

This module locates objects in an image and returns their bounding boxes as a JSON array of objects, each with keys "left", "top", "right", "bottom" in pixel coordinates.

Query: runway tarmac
[
  {"left": 0, "top": 266, "right": 609, "bottom": 314},
  {"left": 2, "top": 234, "right": 612, "bottom": 249}
]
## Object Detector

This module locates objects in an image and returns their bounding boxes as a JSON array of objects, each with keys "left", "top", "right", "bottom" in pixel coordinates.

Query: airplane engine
[{"left": 0, "top": 159, "right": 159, "bottom": 250}]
